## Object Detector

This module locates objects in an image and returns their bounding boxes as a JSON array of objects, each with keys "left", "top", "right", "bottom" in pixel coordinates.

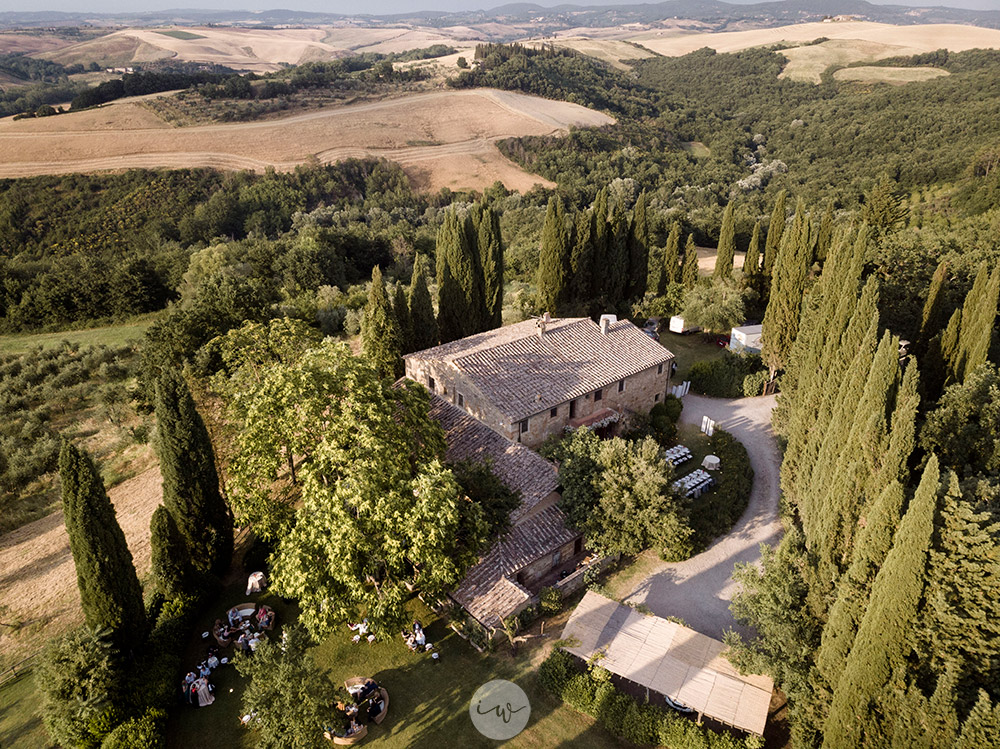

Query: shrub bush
[
  {"left": 689, "top": 429, "right": 754, "bottom": 549},
  {"left": 689, "top": 352, "right": 766, "bottom": 398},
  {"left": 539, "top": 649, "right": 575, "bottom": 693},
  {"left": 562, "top": 672, "right": 597, "bottom": 712},
  {"left": 623, "top": 699, "right": 661, "bottom": 745},
  {"left": 649, "top": 397, "right": 682, "bottom": 444},
  {"left": 101, "top": 708, "right": 167, "bottom": 748},
  {"left": 742, "top": 370, "right": 768, "bottom": 397},
  {"left": 539, "top": 585, "right": 562, "bottom": 615}
]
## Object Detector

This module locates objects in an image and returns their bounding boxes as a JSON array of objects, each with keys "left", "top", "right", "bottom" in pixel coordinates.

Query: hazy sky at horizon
[{"left": 6, "top": 0, "right": 1000, "bottom": 17}]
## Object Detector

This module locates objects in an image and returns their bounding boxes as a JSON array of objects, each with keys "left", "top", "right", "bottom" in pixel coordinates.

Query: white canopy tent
[{"left": 561, "top": 591, "right": 773, "bottom": 736}]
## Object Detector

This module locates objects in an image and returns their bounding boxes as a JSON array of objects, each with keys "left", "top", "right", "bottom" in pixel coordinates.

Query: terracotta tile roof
[
  {"left": 428, "top": 394, "right": 558, "bottom": 523},
  {"left": 451, "top": 505, "right": 579, "bottom": 627},
  {"left": 407, "top": 317, "right": 674, "bottom": 422}
]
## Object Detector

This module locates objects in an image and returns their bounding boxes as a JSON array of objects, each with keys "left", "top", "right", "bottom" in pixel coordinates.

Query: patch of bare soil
[{"left": 0, "top": 466, "right": 161, "bottom": 668}]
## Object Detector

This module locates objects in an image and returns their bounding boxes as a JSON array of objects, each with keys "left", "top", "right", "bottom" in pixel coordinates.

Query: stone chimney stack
[
  {"left": 600, "top": 317, "right": 610, "bottom": 335},
  {"left": 537, "top": 312, "right": 551, "bottom": 339}
]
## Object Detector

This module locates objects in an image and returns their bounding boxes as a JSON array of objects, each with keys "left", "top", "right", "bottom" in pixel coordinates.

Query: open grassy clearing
[
  {"left": 680, "top": 140, "right": 710, "bottom": 158},
  {"left": 166, "top": 584, "right": 623, "bottom": 749},
  {"left": 0, "top": 315, "right": 156, "bottom": 355},
  {"left": 0, "top": 88, "right": 611, "bottom": 192},
  {"left": 833, "top": 65, "right": 950, "bottom": 84},
  {"left": 660, "top": 331, "right": 729, "bottom": 384},
  {"left": 0, "top": 672, "right": 47, "bottom": 749},
  {"left": 155, "top": 29, "right": 206, "bottom": 41}
]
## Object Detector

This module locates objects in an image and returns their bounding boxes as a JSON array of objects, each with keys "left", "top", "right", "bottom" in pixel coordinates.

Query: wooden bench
[
  {"left": 227, "top": 602, "right": 257, "bottom": 623},
  {"left": 325, "top": 724, "right": 368, "bottom": 745}
]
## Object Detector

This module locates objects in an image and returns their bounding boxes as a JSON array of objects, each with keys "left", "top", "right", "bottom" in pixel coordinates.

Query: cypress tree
[
  {"left": 408, "top": 254, "right": 438, "bottom": 351},
  {"left": 536, "top": 196, "right": 571, "bottom": 314},
  {"left": 476, "top": 203, "right": 504, "bottom": 330},
  {"left": 393, "top": 283, "right": 413, "bottom": 355},
  {"left": 889, "top": 667, "right": 959, "bottom": 749},
  {"left": 681, "top": 234, "right": 699, "bottom": 289},
  {"left": 762, "top": 189, "right": 787, "bottom": 283},
  {"left": 714, "top": 201, "right": 736, "bottom": 281},
  {"left": 815, "top": 201, "right": 834, "bottom": 264},
  {"left": 762, "top": 200, "right": 812, "bottom": 378},
  {"left": 662, "top": 221, "right": 681, "bottom": 292},
  {"left": 955, "top": 691, "right": 1000, "bottom": 748},
  {"left": 154, "top": 368, "right": 233, "bottom": 577},
  {"left": 743, "top": 219, "right": 761, "bottom": 290},
  {"left": 592, "top": 188, "right": 610, "bottom": 301},
  {"left": 605, "top": 201, "right": 629, "bottom": 307},
  {"left": 150, "top": 505, "right": 192, "bottom": 597},
  {"left": 361, "top": 265, "right": 403, "bottom": 380},
  {"left": 570, "top": 209, "right": 596, "bottom": 308},
  {"left": 955, "top": 264, "right": 999, "bottom": 383},
  {"left": 940, "top": 307, "right": 962, "bottom": 386},
  {"left": 436, "top": 210, "right": 473, "bottom": 343},
  {"left": 917, "top": 260, "right": 948, "bottom": 355},
  {"left": 822, "top": 456, "right": 940, "bottom": 749},
  {"left": 60, "top": 441, "right": 146, "bottom": 652},
  {"left": 627, "top": 191, "right": 650, "bottom": 300}
]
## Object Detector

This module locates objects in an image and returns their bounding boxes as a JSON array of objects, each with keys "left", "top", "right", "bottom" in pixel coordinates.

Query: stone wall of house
[
  {"left": 404, "top": 358, "right": 511, "bottom": 435},
  {"left": 515, "top": 537, "right": 582, "bottom": 588},
  {"left": 515, "top": 361, "right": 673, "bottom": 448}
]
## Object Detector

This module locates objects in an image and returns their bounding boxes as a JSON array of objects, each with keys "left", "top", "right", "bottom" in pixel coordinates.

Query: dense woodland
[{"left": 4, "top": 37, "right": 1000, "bottom": 749}]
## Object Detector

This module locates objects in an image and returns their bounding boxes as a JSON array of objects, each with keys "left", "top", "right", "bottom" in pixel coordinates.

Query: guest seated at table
[
  {"left": 357, "top": 679, "right": 379, "bottom": 702},
  {"left": 228, "top": 608, "right": 241, "bottom": 627},
  {"left": 207, "top": 653, "right": 220, "bottom": 670},
  {"left": 248, "top": 632, "right": 265, "bottom": 652},
  {"left": 401, "top": 629, "right": 418, "bottom": 651},
  {"left": 256, "top": 606, "right": 275, "bottom": 630},
  {"left": 236, "top": 633, "right": 252, "bottom": 654},
  {"left": 412, "top": 621, "right": 426, "bottom": 647},
  {"left": 367, "top": 694, "right": 385, "bottom": 721},
  {"left": 348, "top": 619, "right": 369, "bottom": 635}
]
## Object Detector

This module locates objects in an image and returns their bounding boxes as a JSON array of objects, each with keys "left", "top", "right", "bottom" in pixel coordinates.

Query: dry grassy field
[
  {"left": 630, "top": 21, "right": 1000, "bottom": 81},
  {"left": 527, "top": 37, "right": 657, "bottom": 69},
  {"left": 833, "top": 65, "right": 950, "bottom": 84},
  {"left": 0, "top": 88, "right": 612, "bottom": 192},
  {"left": 37, "top": 24, "right": 478, "bottom": 72}
]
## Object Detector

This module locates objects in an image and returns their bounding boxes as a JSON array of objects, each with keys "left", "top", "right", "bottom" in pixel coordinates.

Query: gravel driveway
[{"left": 623, "top": 393, "right": 783, "bottom": 640}]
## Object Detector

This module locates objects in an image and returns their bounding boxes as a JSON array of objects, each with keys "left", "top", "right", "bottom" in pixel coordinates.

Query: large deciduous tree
[
  {"left": 155, "top": 367, "right": 233, "bottom": 576},
  {"left": 59, "top": 442, "right": 147, "bottom": 652}
]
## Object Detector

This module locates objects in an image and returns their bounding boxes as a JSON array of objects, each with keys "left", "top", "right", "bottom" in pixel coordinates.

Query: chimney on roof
[
  {"left": 537, "top": 312, "right": 551, "bottom": 339},
  {"left": 600, "top": 313, "right": 617, "bottom": 335}
]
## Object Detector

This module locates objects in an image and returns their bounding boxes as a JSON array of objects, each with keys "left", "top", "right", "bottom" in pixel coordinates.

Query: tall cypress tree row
[
  {"left": 361, "top": 265, "right": 403, "bottom": 380},
  {"left": 714, "top": 201, "right": 736, "bottom": 281},
  {"left": 536, "top": 195, "right": 571, "bottom": 314},
  {"left": 60, "top": 441, "right": 147, "bottom": 652},
  {"left": 436, "top": 210, "right": 474, "bottom": 343},
  {"left": 627, "top": 191, "right": 650, "bottom": 300},
  {"left": 605, "top": 201, "right": 630, "bottom": 308},
  {"left": 570, "top": 208, "right": 596, "bottom": 308},
  {"left": 762, "top": 200, "right": 812, "bottom": 378},
  {"left": 408, "top": 254, "right": 438, "bottom": 351},
  {"left": 743, "top": 219, "right": 761, "bottom": 291},
  {"left": 392, "top": 282, "right": 413, "bottom": 355},
  {"left": 822, "top": 456, "right": 940, "bottom": 749},
  {"left": 475, "top": 202, "right": 504, "bottom": 330},
  {"left": 762, "top": 189, "right": 787, "bottom": 283},
  {"left": 681, "top": 234, "right": 699, "bottom": 289},
  {"left": 150, "top": 504, "right": 192, "bottom": 597},
  {"left": 154, "top": 367, "right": 233, "bottom": 577}
]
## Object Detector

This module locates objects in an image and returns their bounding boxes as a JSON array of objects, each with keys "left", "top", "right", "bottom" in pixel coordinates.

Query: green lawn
[
  {"left": 0, "top": 673, "right": 50, "bottom": 749},
  {"left": 166, "top": 582, "right": 625, "bottom": 748},
  {"left": 658, "top": 332, "right": 728, "bottom": 383},
  {"left": 0, "top": 315, "right": 158, "bottom": 355},
  {"left": 155, "top": 30, "right": 206, "bottom": 40}
]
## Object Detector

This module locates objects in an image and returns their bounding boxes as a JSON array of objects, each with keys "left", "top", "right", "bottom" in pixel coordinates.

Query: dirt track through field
[
  {"left": 0, "top": 467, "right": 161, "bottom": 666},
  {"left": 0, "top": 88, "right": 614, "bottom": 191},
  {"left": 623, "top": 394, "right": 782, "bottom": 640}
]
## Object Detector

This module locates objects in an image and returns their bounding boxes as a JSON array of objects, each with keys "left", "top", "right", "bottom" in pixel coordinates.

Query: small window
[
  {"left": 519, "top": 418, "right": 530, "bottom": 434},
  {"left": 569, "top": 400, "right": 577, "bottom": 418},
  {"left": 618, "top": 379, "right": 625, "bottom": 393},
  {"left": 428, "top": 376, "right": 436, "bottom": 392},
  {"left": 457, "top": 393, "right": 465, "bottom": 407},
  {"left": 658, "top": 363, "right": 664, "bottom": 375},
  {"left": 655, "top": 393, "right": 661, "bottom": 402},
  {"left": 552, "top": 548, "right": 562, "bottom": 567},
  {"left": 550, "top": 407, "right": 558, "bottom": 418},
  {"left": 594, "top": 389, "right": 603, "bottom": 402}
]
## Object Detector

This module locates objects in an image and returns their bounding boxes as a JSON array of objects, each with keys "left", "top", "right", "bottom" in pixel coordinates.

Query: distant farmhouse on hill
[{"left": 405, "top": 314, "right": 675, "bottom": 449}]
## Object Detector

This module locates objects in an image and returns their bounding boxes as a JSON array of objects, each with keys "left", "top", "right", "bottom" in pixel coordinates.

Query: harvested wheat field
[
  {"left": 833, "top": 65, "right": 950, "bottom": 84},
  {"left": 0, "top": 467, "right": 161, "bottom": 667},
  {"left": 0, "top": 88, "right": 613, "bottom": 192}
]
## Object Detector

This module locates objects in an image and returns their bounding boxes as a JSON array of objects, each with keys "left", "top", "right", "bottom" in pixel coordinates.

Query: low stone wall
[{"left": 554, "top": 555, "right": 618, "bottom": 597}]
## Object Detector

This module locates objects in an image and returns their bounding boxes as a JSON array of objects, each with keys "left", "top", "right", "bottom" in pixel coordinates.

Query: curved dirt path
[{"left": 623, "top": 394, "right": 782, "bottom": 640}]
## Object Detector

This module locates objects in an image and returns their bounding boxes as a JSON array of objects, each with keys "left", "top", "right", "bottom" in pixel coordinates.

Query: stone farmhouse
[
  {"left": 427, "top": 393, "right": 582, "bottom": 627},
  {"left": 405, "top": 315, "right": 675, "bottom": 449}
]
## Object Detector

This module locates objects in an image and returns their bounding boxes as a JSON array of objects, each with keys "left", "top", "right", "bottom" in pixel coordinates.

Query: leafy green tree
[
  {"left": 451, "top": 459, "right": 521, "bottom": 539},
  {"left": 890, "top": 667, "right": 959, "bottom": 748},
  {"left": 236, "top": 625, "right": 337, "bottom": 749},
  {"left": 154, "top": 368, "right": 233, "bottom": 577},
  {"left": 680, "top": 280, "right": 746, "bottom": 334},
  {"left": 713, "top": 201, "right": 736, "bottom": 281},
  {"left": 681, "top": 234, "right": 699, "bottom": 289},
  {"left": 361, "top": 265, "right": 403, "bottom": 380},
  {"left": 762, "top": 201, "right": 812, "bottom": 378},
  {"left": 149, "top": 505, "right": 192, "bottom": 597},
  {"left": 408, "top": 254, "right": 438, "bottom": 351},
  {"left": 37, "top": 627, "right": 122, "bottom": 749},
  {"left": 59, "top": 441, "right": 147, "bottom": 652},
  {"left": 762, "top": 189, "right": 787, "bottom": 282},
  {"left": 920, "top": 363, "right": 1000, "bottom": 477},
  {"left": 392, "top": 282, "right": 413, "bottom": 355},
  {"left": 536, "top": 196, "right": 571, "bottom": 313},
  {"left": 627, "top": 190, "right": 650, "bottom": 300},
  {"left": 822, "top": 456, "right": 940, "bottom": 749}
]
